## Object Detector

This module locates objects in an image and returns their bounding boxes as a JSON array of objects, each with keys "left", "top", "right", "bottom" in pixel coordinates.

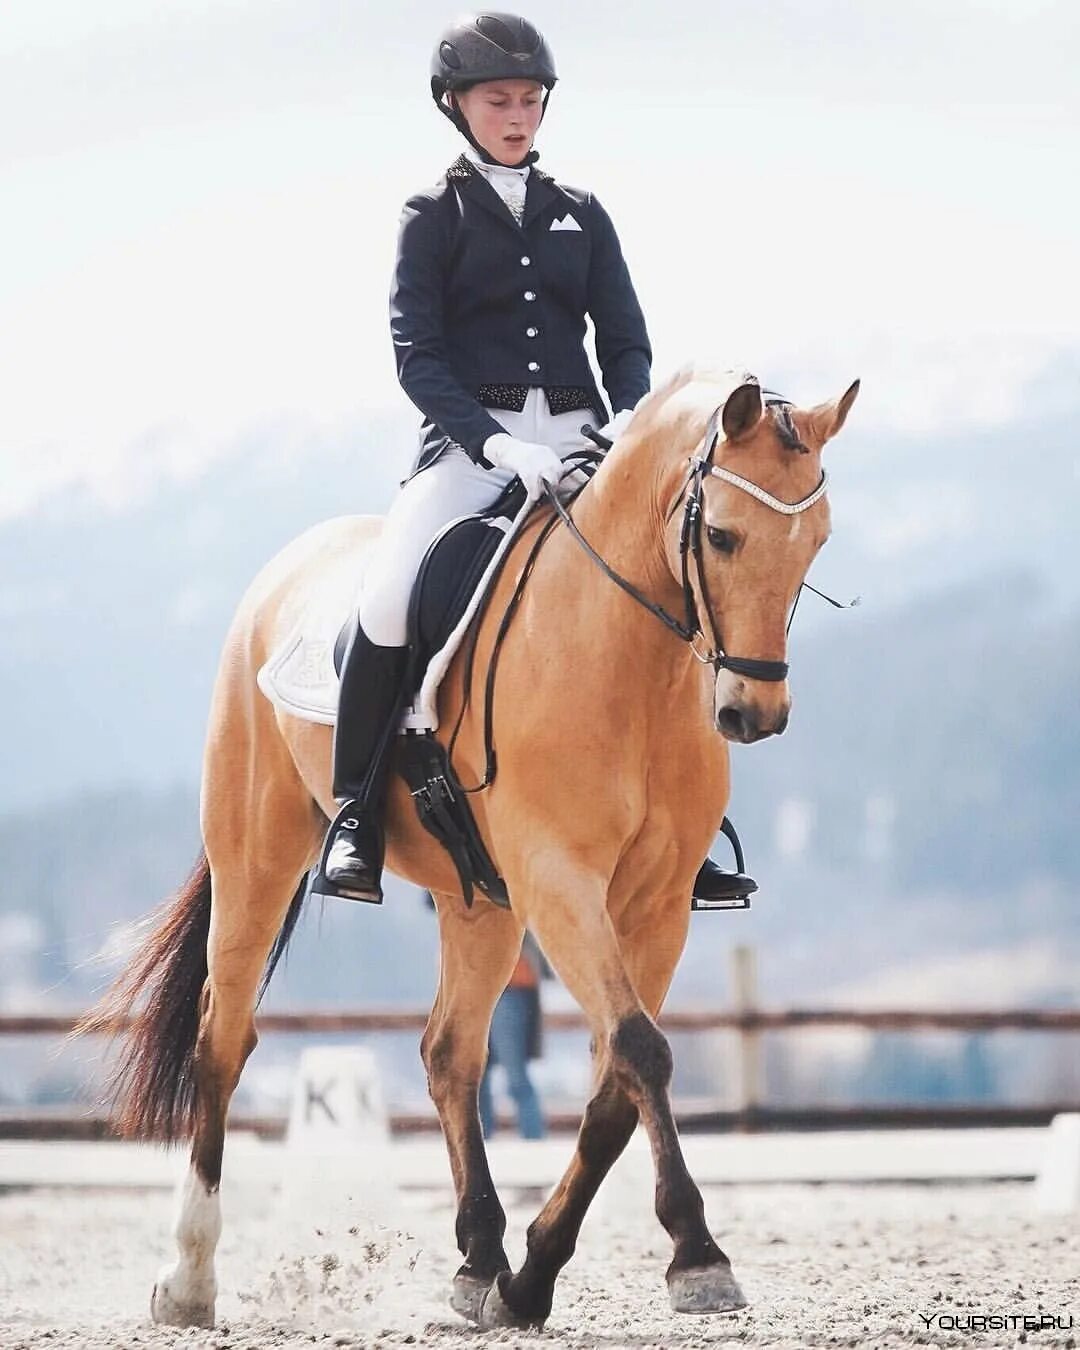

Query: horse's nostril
[
  {"left": 716, "top": 705, "right": 750, "bottom": 741},
  {"left": 775, "top": 708, "right": 790, "bottom": 736}
]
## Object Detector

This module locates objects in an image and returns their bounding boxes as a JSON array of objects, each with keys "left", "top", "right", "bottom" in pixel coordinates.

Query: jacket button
[
  {"left": 526, "top": 326, "right": 538, "bottom": 338},
  {"left": 528, "top": 361, "right": 540, "bottom": 372},
  {"left": 523, "top": 290, "right": 536, "bottom": 301},
  {"left": 520, "top": 256, "right": 531, "bottom": 266}
]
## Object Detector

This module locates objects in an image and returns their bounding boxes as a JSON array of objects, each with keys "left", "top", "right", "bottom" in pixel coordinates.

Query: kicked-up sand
[{"left": 1, "top": 1176, "right": 1078, "bottom": 1349}]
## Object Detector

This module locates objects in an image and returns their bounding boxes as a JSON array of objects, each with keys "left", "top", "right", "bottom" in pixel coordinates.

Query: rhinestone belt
[{"left": 478, "top": 383, "right": 596, "bottom": 416}]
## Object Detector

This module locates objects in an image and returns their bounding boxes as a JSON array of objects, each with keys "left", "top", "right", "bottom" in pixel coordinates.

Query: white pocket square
[{"left": 549, "top": 213, "right": 582, "bottom": 232}]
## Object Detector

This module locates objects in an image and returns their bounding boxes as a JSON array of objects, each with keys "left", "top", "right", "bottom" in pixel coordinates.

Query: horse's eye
[{"left": 706, "top": 526, "right": 738, "bottom": 555}]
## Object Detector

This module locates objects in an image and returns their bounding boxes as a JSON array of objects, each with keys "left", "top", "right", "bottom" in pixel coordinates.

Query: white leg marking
[{"left": 151, "top": 1165, "right": 221, "bottom": 1328}]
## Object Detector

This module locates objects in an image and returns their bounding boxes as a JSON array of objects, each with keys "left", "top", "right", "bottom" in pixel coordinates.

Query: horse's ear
[
  {"left": 808, "top": 379, "right": 861, "bottom": 444},
  {"left": 721, "top": 382, "right": 764, "bottom": 442}
]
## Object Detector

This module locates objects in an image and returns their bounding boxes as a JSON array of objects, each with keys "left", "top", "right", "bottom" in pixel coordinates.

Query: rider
[{"left": 322, "top": 12, "right": 757, "bottom": 908}]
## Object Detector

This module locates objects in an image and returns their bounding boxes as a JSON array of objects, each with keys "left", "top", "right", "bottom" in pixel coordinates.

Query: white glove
[
  {"left": 597, "top": 408, "right": 635, "bottom": 444},
  {"left": 483, "top": 432, "right": 563, "bottom": 498}
]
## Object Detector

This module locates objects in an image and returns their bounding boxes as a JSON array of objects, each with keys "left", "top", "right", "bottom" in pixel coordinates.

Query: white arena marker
[
  {"left": 280, "top": 1044, "right": 397, "bottom": 1227},
  {"left": 286, "top": 1045, "right": 391, "bottom": 1145},
  {"left": 1033, "top": 1113, "right": 1080, "bottom": 1214}
]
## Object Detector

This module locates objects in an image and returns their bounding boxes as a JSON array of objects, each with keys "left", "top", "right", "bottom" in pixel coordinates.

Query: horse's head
[{"left": 650, "top": 369, "right": 860, "bottom": 744}]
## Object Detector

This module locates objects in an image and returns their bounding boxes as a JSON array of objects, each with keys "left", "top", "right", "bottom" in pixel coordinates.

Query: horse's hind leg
[
  {"left": 153, "top": 844, "right": 319, "bottom": 1327},
  {"left": 483, "top": 871, "right": 745, "bottom": 1327},
  {"left": 421, "top": 894, "right": 524, "bottom": 1323},
  {"left": 152, "top": 708, "right": 322, "bottom": 1328}
]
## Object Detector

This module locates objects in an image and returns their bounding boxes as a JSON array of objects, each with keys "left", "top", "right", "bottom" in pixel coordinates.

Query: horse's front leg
[
  {"left": 483, "top": 867, "right": 746, "bottom": 1327},
  {"left": 615, "top": 903, "right": 746, "bottom": 1313},
  {"left": 484, "top": 1062, "right": 638, "bottom": 1328},
  {"left": 422, "top": 894, "right": 524, "bottom": 1322},
  {"left": 609, "top": 1010, "right": 747, "bottom": 1315},
  {"left": 480, "top": 903, "right": 691, "bottom": 1327}
]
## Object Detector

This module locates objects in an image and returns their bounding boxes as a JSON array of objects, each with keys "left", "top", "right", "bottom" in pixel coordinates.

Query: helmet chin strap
[{"left": 438, "top": 91, "right": 549, "bottom": 169}]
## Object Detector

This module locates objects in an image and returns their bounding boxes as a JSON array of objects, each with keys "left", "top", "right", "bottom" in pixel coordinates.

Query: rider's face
[{"left": 454, "top": 80, "right": 544, "bottom": 165}]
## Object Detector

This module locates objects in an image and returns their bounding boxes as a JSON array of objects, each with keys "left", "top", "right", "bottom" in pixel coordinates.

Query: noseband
[{"left": 551, "top": 396, "right": 828, "bottom": 684}]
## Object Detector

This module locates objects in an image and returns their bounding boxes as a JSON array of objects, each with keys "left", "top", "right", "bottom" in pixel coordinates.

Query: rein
[
  {"left": 546, "top": 464, "right": 697, "bottom": 645},
  {"left": 446, "top": 450, "right": 597, "bottom": 793}
]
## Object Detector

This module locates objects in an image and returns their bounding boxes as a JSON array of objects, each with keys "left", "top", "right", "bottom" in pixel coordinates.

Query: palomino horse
[{"left": 82, "top": 366, "right": 858, "bottom": 1330}]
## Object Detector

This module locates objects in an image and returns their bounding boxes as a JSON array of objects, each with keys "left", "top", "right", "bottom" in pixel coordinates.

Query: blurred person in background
[
  {"left": 423, "top": 890, "right": 547, "bottom": 1138},
  {"left": 479, "top": 930, "right": 547, "bottom": 1140}
]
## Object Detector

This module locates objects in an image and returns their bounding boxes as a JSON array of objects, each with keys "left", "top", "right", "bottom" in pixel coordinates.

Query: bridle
[
  {"left": 447, "top": 392, "right": 833, "bottom": 795},
  {"left": 547, "top": 394, "right": 828, "bottom": 685}
]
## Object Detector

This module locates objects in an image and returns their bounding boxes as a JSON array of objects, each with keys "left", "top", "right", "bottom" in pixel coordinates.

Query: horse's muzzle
[{"left": 714, "top": 700, "right": 789, "bottom": 743}]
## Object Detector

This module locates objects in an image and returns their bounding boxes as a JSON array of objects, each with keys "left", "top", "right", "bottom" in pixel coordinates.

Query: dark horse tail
[{"left": 75, "top": 852, "right": 307, "bottom": 1142}]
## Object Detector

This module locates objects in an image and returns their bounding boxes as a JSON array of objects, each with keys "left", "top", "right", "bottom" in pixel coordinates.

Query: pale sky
[{"left": 3, "top": 0, "right": 1078, "bottom": 518}]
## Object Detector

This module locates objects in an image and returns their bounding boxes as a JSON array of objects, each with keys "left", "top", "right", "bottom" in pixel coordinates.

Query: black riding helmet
[{"left": 430, "top": 13, "right": 557, "bottom": 165}]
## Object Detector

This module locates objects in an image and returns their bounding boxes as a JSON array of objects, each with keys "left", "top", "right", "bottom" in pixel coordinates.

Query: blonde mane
[{"left": 630, "top": 363, "right": 761, "bottom": 452}]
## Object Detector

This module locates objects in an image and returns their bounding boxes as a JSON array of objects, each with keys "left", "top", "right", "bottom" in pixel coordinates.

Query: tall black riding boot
[
  {"left": 321, "top": 624, "right": 408, "bottom": 903},
  {"left": 692, "top": 858, "right": 758, "bottom": 907},
  {"left": 691, "top": 816, "right": 759, "bottom": 911}
]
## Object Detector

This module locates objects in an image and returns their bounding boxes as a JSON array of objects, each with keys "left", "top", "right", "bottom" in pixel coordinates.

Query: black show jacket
[{"left": 390, "top": 154, "right": 652, "bottom": 472}]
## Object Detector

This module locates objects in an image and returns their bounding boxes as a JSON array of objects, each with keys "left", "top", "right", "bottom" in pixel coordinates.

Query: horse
[{"left": 80, "top": 365, "right": 858, "bottom": 1331}]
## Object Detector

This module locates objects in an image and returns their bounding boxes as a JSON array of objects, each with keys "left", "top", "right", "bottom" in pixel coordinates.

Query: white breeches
[{"left": 357, "top": 390, "right": 592, "bottom": 646}]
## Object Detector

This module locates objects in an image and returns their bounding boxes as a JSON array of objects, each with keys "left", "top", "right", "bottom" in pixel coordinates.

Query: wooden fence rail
[
  {"left": 5, "top": 942, "right": 1078, "bottom": 1137},
  {"left": 4, "top": 1008, "right": 1080, "bottom": 1036}
]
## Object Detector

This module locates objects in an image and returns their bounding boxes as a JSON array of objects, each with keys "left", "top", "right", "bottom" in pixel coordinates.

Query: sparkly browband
[{"left": 707, "top": 465, "right": 829, "bottom": 515}]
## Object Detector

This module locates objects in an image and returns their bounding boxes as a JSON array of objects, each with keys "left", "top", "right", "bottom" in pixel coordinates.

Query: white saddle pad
[
  {"left": 256, "top": 614, "right": 345, "bottom": 727},
  {"left": 256, "top": 494, "right": 536, "bottom": 732}
]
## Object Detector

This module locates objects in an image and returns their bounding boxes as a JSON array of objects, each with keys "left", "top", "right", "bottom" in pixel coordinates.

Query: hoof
[
  {"left": 668, "top": 1263, "right": 748, "bottom": 1315},
  {"left": 449, "top": 1273, "right": 490, "bottom": 1324},
  {"left": 151, "top": 1268, "right": 216, "bottom": 1329},
  {"left": 478, "top": 1274, "right": 546, "bottom": 1331}
]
